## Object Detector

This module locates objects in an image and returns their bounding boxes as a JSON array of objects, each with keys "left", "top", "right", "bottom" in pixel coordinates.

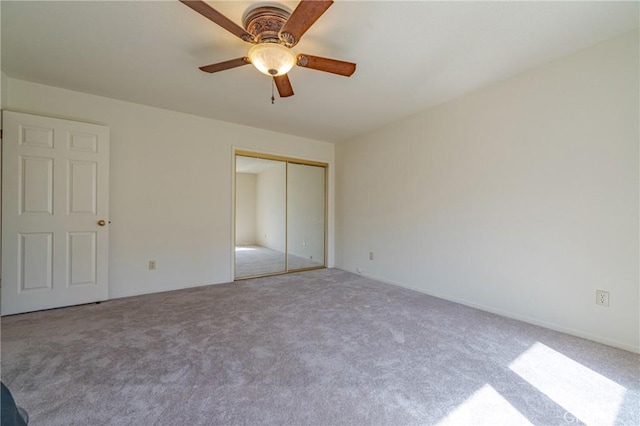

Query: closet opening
[{"left": 234, "top": 151, "right": 327, "bottom": 280}]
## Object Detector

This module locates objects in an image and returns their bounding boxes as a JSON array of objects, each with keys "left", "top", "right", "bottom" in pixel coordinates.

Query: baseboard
[
  {"left": 338, "top": 267, "right": 640, "bottom": 354},
  {"left": 110, "top": 279, "right": 230, "bottom": 300}
]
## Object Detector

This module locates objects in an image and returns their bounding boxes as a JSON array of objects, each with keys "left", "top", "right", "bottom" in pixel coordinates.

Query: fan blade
[
  {"left": 279, "top": 0, "right": 333, "bottom": 47},
  {"left": 199, "top": 57, "right": 250, "bottom": 73},
  {"left": 296, "top": 54, "right": 356, "bottom": 77},
  {"left": 274, "top": 75, "right": 294, "bottom": 98},
  {"left": 180, "top": 0, "right": 255, "bottom": 43}
]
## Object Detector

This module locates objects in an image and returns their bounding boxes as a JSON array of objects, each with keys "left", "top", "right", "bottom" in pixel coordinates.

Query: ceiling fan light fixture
[{"left": 248, "top": 43, "right": 295, "bottom": 76}]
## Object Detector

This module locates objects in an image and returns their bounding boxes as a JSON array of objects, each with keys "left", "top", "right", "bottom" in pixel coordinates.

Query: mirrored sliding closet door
[
  {"left": 287, "top": 163, "right": 325, "bottom": 270},
  {"left": 234, "top": 152, "right": 326, "bottom": 279}
]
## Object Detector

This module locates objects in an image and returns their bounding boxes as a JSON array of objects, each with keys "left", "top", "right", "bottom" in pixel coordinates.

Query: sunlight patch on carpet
[
  {"left": 509, "top": 342, "right": 626, "bottom": 425},
  {"left": 436, "top": 384, "right": 532, "bottom": 426}
]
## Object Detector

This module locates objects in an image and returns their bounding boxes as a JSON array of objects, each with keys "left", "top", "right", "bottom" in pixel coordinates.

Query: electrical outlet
[
  {"left": 596, "top": 290, "right": 609, "bottom": 306},
  {"left": 148, "top": 260, "right": 156, "bottom": 270},
  {"left": 369, "top": 252, "right": 374, "bottom": 260}
]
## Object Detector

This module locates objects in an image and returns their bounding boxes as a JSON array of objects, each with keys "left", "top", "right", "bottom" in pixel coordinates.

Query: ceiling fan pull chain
[{"left": 271, "top": 78, "right": 276, "bottom": 104}]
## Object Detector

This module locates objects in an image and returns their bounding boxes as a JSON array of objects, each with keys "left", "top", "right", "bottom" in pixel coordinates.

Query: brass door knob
[{"left": 97, "top": 220, "right": 107, "bottom": 226}]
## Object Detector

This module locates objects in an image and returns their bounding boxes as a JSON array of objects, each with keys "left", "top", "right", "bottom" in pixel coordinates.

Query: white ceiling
[{"left": 2, "top": 1, "right": 638, "bottom": 143}]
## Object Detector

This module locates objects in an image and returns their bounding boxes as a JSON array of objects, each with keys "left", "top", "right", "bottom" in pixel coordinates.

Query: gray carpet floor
[
  {"left": 1, "top": 268, "right": 638, "bottom": 425},
  {"left": 235, "top": 245, "right": 322, "bottom": 278}
]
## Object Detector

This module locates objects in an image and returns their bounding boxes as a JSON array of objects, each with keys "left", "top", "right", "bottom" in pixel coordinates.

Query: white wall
[
  {"left": 336, "top": 30, "right": 639, "bottom": 352},
  {"left": 235, "top": 173, "right": 257, "bottom": 246},
  {"left": 5, "top": 77, "right": 334, "bottom": 298},
  {"left": 256, "top": 164, "right": 286, "bottom": 252}
]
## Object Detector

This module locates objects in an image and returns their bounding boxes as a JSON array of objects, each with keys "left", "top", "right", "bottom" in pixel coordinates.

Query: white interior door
[{"left": 2, "top": 111, "right": 109, "bottom": 315}]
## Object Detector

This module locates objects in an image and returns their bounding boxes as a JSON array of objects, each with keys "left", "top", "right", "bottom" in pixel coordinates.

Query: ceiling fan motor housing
[{"left": 243, "top": 6, "right": 291, "bottom": 44}]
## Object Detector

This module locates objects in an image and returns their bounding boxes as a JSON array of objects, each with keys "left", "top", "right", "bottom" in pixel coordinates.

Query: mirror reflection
[
  {"left": 235, "top": 156, "right": 286, "bottom": 278},
  {"left": 235, "top": 153, "right": 327, "bottom": 279},
  {"left": 287, "top": 163, "right": 325, "bottom": 270}
]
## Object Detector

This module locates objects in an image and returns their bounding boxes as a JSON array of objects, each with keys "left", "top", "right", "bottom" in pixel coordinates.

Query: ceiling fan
[{"left": 180, "top": 0, "right": 356, "bottom": 98}]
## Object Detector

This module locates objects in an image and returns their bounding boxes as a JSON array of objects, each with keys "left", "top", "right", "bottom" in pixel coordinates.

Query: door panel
[
  {"left": 69, "top": 160, "right": 98, "bottom": 214},
  {"left": 68, "top": 232, "right": 97, "bottom": 286},
  {"left": 20, "top": 156, "right": 54, "bottom": 214},
  {"left": 19, "top": 125, "right": 54, "bottom": 148},
  {"left": 68, "top": 132, "right": 98, "bottom": 153},
  {"left": 19, "top": 232, "right": 53, "bottom": 291},
  {"left": 2, "top": 111, "right": 110, "bottom": 315}
]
